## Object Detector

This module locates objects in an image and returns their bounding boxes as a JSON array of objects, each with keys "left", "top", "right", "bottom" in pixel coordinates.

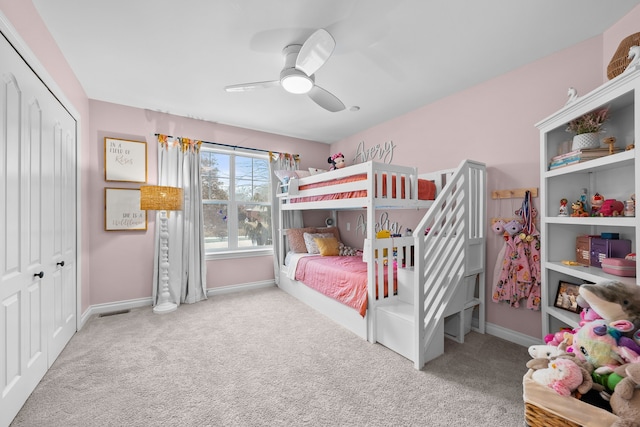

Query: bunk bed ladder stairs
[{"left": 414, "top": 159, "right": 486, "bottom": 369}]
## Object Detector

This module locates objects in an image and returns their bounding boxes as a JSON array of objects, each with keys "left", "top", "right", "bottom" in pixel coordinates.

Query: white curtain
[
  {"left": 153, "top": 134, "right": 207, "bottom": 305},
  {"left": 269, "top": 153, "right": 303, "bottom": 284}
]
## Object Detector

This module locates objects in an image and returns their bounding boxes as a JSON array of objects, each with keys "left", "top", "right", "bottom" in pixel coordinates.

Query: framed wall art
[
  {"left": 554, "top": 280, "right": 582, "bottom": 314},
  {"left": 105, "top": 188, "right": 147, "bottom": 231},
  {"left": 104, "top": 137, "right": 147, "bottom": 183}
]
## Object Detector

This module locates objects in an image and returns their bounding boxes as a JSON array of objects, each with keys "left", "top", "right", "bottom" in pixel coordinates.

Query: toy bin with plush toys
[{"left": 523, "top": 280, "right": 640, "bottom": 426}]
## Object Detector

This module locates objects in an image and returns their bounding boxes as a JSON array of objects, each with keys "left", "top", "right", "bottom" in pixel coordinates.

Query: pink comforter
[
  {"left": 295, "top": 256, "right": 369, "bottom": 316},
  {"left": 294, "top": 256, "right": 396, "bottom": 317}
]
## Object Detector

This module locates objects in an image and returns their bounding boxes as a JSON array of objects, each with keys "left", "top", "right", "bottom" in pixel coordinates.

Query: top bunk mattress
[{"left": 290, "top": 174, "right": 436, "bottom": 203}]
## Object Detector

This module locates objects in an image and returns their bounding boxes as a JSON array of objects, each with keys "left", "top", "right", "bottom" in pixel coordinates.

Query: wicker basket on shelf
[
  {"left": 522, "top": 369, "right": 619, "bottom": 427},
  {"left": 607, "top": 32, "right": 640, "bottom": 79}
]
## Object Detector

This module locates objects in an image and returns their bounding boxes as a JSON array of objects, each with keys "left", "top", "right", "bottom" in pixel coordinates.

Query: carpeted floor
[{"left": 11, "top": 286, "right": 530, "bottom": 426}]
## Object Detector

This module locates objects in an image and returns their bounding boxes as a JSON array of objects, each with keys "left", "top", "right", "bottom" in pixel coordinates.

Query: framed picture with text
[
  {"left": 104, "top": 188, "right": 147, "bottom": 231},
  {"left": 104, "top": 137, "right": 147, "bottom": 183}
]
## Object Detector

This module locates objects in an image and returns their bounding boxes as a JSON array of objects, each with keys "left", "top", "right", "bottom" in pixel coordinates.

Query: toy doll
[{"left": 328, "top": 152, "right": 346, "bottom": 170}]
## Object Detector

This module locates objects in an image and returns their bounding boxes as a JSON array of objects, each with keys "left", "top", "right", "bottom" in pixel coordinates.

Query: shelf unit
[{"left": 536, "top": 70, "right": 640, "bottom": 338}]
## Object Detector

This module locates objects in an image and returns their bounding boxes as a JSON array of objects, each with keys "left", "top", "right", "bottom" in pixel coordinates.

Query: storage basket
[
  {"left": 607, "top": 32, "right": 640, "bottom": 79},
  {"left": 522, "top": 369, "right": 619, "bottom": 427}
]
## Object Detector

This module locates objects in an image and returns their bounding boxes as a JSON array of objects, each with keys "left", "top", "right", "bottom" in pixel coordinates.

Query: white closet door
[{"left": 0, "top": 30, "right": 77, "bottom": 426}]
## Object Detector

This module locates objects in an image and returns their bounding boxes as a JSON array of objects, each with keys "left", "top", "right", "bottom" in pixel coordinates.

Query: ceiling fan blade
[
  {"left": 308, "top": 86, "right": 345, "bottom": 112},
  {"left": 224, "top": 80, "right": 280, "bottom": 92},
  {"left": 295, "top": 29, "right": 336, "bottom": 76}
]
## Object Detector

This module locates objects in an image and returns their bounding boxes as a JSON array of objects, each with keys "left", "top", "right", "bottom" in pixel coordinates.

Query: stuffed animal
[
  {"left": 328, "top": 152, "right": 346, "bottom": 170},
  {"left": 571, "top": 200, "right": 589, "bottom": 217},
  {"left": 573, "top": 319, "right": 624, "bottom": 370},
  {"left": 598, "top": 199, "right": 625, "bottom": 217},
  {"left": 607, "top": 363, "right": 640, "bottom": 427},
  {"left": 502, "top": 219, "right": 523, "bottom": 237},
  {"left": 578, "top": 281, "right": 640, "bottom": 331},
  {"left": 531, "top": 358, "right": 593, "bottom": 397}
]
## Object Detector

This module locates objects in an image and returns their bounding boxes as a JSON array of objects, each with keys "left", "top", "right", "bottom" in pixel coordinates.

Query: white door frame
[{"left": 0, "top": 11, "right": 83, "bottom": 329}]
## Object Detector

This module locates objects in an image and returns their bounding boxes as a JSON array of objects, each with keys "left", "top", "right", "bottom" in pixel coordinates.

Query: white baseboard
[
  {"left": 79, "top": 280, "right": 276, "bottom": 329},
  {"left": 485, "top": 322, "right": 541, "bottom": 348},
  {"left": 206, "top": 280, "right": 275, "bottom": 296}
]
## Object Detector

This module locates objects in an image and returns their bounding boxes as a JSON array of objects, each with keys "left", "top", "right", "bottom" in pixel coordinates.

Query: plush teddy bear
[
  {"left": 531, "top": 357, "right": 593, "bottom": 397},
  {"left": 327, "top": 152, "right": 346, "bottom": 170},
  {"left": 607, "top": 363, "right": 640, "bottom": 427}
]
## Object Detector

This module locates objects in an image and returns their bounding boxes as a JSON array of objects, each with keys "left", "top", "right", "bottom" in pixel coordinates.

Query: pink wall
[
  {"left": 330, "top": 37, "right": 614, "bottom": 339},
  {"left": 4, "top": 1, "right": 640, "bottom": 339},
  {"left": 88, "top": 100, "right": 329, "bottom": 304}
]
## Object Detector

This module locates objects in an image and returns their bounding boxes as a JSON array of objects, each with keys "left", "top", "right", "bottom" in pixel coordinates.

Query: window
[{"left": 200, "top": 147, "right": 272, "bottom": 254}]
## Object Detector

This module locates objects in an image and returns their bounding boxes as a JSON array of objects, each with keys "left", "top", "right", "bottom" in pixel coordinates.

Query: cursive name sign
[
  {"left": 353, "top": 140, "right": 396, "bottom": 164},
  {"left": 356, "top": 211, "right": 403, "bottom": 236}
]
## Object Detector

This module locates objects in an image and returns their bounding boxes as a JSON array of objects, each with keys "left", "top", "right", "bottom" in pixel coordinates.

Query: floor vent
[{"left": 99, "top": 309, "right": 131, "bottom": 318}]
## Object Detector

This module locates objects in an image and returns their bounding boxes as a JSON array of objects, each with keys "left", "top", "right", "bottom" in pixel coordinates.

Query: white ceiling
[{"left": 32, "top": 0, "right": 640, "bottom": 144}]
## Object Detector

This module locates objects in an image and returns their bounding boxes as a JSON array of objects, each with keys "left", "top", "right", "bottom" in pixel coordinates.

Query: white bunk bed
[{"left": 277, "top": 159, "right": 487, "bottom": 369}]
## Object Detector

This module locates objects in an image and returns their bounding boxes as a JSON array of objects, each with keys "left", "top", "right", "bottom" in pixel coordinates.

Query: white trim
[
  {"left": 0, "top": 11, "right": 84, "bottom": 332},
  {"left": 78, "top": 281, "right": 275, "bottom": 326},
  {"left": 79, "top": 297, "right": 153, "bottom": 328},
  {"left": 485, "top": 322, "right": 539, "bottom": 348},
  {"left": 206, "top": 280, "right": 275, "bottom": 296},
  {"left": 205, "top": 248, "right": 273, "bottom": 260}
]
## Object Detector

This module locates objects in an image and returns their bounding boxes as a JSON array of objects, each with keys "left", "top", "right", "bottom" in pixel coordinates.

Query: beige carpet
[{"left": 11, "top": 286, "right": 530, "bottom": 426}]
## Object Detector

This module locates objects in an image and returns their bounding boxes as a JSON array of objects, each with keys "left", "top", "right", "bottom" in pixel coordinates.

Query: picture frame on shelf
[
  {"left": 554, "top": 281, "right": 582, "bottom": 314},
  {"left": 104, "top": 188, "right": 147, "bottom": 231},
  {"left": 104, "top": 137, "right": 147, "bottom": 183}
]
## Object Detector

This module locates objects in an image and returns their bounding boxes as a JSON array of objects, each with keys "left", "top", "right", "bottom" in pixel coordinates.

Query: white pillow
[
  {"left": 295, "top": 170, "right": 311, "bottom": 179},
  {"left": 308, "top": 167, "right": 327, "bottom": 175},
  {"left": 274, "top": 170, "right": 298, "bottom": 184},
  {"left": 303, "top": 232, "right": 334, "bottom": 254}
]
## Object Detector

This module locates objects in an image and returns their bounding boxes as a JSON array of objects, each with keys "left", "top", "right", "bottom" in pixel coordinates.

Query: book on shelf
[{"left": 549, "top": 147, "right": 624, "bottom": 170}]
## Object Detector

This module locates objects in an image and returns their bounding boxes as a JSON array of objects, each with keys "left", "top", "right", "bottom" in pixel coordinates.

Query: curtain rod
[{"left": 154, "top": 133, "right": 298, "bottom": 157}]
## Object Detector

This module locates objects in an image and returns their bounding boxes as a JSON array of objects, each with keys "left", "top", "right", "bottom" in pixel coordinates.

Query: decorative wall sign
[
  {"left": 104, "top": 137, "right": 147, "bottom": 183},
  {"left": 353, "top": 140, "right": 396, "bottom": 164},
  {"left": 356, "top": 211, "right": 403, "bottom": 236},
  {"left": 105, "top": 188, "right": 147, "bottom": 231}
]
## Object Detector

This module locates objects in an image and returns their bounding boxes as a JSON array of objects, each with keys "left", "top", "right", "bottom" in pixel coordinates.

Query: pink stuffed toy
[{"left": 531, "top": 358, "right": 589, "bottom": 396}]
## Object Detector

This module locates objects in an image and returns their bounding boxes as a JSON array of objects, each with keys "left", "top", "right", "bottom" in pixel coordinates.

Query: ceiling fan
[{"left": 224, "top": 29, "right": 346, "bottom": 112}]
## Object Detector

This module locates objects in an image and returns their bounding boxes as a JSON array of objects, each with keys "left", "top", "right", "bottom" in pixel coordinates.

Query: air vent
[{"left": 98, "top": 309, "right": 130, "bottom": 318}]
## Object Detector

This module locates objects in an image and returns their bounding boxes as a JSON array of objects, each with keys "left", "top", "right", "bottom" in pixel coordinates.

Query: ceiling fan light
[{"left": 280, "top": 69, "right": 313, "bottom": 94}]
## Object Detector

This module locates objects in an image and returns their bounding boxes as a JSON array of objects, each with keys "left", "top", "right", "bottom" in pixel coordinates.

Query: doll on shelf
[{"left": 558, "top": 198, "right": 569, "bottom": 217}]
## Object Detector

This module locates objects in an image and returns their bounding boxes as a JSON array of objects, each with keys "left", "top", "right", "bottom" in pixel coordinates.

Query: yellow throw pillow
[{"left": 314, "top": 237, "right": 339, "bottom": 256}]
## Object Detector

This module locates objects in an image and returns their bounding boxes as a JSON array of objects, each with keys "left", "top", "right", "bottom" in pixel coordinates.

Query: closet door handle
[
  {"left": 33, "top": 271, "right": 44, "bottom": 279},
  {"left": 57, "top": 261, "right": 65, "bottom": 267}
]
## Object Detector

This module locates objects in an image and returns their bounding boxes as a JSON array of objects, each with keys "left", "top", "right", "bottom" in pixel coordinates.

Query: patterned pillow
[
  {"left": 286, "top": 227, "right": 317, "bottom": 253},
  {"left": 303, "top": 232, "right": 334, "bottom": 254},
  {"left": 315, "top": 226, "right": 341, "bottom": 243},
  {"left": 315, "top": 237, "right": 340, "bottom": 256}
]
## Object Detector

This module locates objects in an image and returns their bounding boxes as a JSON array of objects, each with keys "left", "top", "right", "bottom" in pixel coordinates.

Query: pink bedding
[
  {"left": 291, "top": 174, "right": 436, "bottom": 203},
  {"left": 294, "top": 255, "right": 395, "bottom": 317}
]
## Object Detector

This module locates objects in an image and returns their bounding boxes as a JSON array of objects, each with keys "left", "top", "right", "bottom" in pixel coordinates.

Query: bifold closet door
[{"left": 0, "top": 30, "right": 77, "bottom": 426}]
